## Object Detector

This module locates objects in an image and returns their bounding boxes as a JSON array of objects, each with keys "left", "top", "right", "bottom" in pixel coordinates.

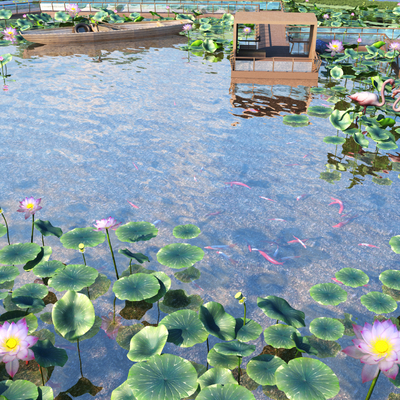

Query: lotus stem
[
  {"left": 41, "top": 234, "right": 44, "bottom": 247},
  {"left": 105, "top": 228, "right": 119, "bottom": 280},
  {"left": 129, "top": 259, "right": 132, "bottom": 275},
  {"left": 157, "top": 300, "right": 160, "bottom": 324},
  {"left": 113, "top": 295, "right": 116, "bottom": 324},
  {"left": 206, "top": 338, "right": 210, "bottom": 370},
  {"left": 243, "top": 302, "right": 247, "bottom": 326},
  {"left": 30, "top": 214, "right": 35, "bottom": 243},
  {"left": 77, "top": 338, "right": 83, "bottom": 377},
  {"left": 237, "top": 356, "right": 242, "bottom": 385},
  {"left": 276, "top": 319, "right": 279, "bottom": 324},
  {"left": 365, "top": 370, "right": 380, "bottom": 400},
  {"left": 1, "top": 211, "right": 10, "bottom": 245},
  {"left": 39, "top": 365, "right": 45, "bottom": 386},
  {"left": 25, "top": 308, "right": 29, "bottom": 315}
]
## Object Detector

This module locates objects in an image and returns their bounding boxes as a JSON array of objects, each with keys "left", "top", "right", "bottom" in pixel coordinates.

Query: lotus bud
[
  {"left": 0, "top": 208, "right": 3, "bottom": 214},
  {"left": 239, "top": 297, "right": 246, "bottom": 304},
  {"left": 78, "top": 243, "right": 85, "bottom": 253},
  {"left": 235, "top": 292, "right": 243, "bottom": 301}
]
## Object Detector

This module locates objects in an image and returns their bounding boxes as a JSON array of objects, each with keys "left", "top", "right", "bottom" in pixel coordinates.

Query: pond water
[{"left": 1, "top": 34, "right": 400, "bottom": 399}]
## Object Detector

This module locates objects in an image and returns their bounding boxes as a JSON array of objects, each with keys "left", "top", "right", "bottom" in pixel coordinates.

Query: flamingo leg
[{"left": 362, "top": 106, "right": 367, "bottom": 115}]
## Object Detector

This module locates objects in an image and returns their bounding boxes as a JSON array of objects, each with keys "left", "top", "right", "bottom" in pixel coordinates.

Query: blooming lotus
[
  {"left": 357, "top": 37, "right": 362, "bottom": 43},
  {"left": 243, "top": 27, "right": 251, "bottom": 34},
  {"left": 182, "top": 24, "right": 192, "bottom": 32},
  {"left": 323, "top": 14, "right": 329, "bottom": 19},
  {"left": 17, "top": 197, "right": 42, "bottom": 219},
  {"left": 342, "top": 320, "right": 400, "bottom": 383},
  {"left": 101, "top": 312, "right": 123, "bottom": 340},
  {"left": 65, "top": 3, "right": 80, "bottom": 15},
  {"left": 93, "top": 217, "right": 121, "bottom": 231},
  {"left": 390, "top": 42, "right": 400, "bottom": 52},
  {"left": 326, "top": 40, "right": 344, "bottom": 56},
  {"left": 351, "top": 12, "right": 355, "bottom": 16},
  {"left": 0, "top": 318, "right": 38, "bottom": 377}
]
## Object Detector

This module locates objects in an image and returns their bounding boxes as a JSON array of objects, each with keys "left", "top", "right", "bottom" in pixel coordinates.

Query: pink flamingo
[
  {"left": 349, "top": 79, "right": 396, "bottom": 114},
  {"left": 391, "top": 88, "right": 400, "bottom": 112}
]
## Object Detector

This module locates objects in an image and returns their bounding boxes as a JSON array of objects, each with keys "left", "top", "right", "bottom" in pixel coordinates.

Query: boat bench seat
[{"left": 236, "top": 49, "right": 267, "bottom": 58}]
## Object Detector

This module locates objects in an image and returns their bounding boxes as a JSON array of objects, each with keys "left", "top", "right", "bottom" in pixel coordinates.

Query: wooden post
[{"left": 308, "top": 22, "right": 316, "bottom": 61}]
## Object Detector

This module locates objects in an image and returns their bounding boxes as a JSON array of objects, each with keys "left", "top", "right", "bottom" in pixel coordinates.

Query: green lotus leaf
[
  {"left": 323, "top": 136, "right": 345, "bottom": 145},
  {"left": 32, "top": 260, "right": 64, "bottom": 278},
  {"left": 60, "top": 227, "right": 105, "bottom": 250},
  {"left": 307, "top": 335, "right": 342, "bottom": 358},
  {"left": 116, "top": 222, "right": 158, "bottom": 243},
  {"left": 264, "top": 323, "right": 301, "bottom": 349},
  {"left": 0, "top": 224, "right": 6, "bottom": 238},
  {"left": 246, "top": 355, "right": 285, "bottom": 386},
  {"left": 282, "top": 114, "right": 309, "bottom": 127},
  {"left": 48, "top": 264, "right": 98, "bottom": 292},
  {"left": 0, "top": 265, "right": 19, "bottom": 283},
  {"left": 121, "top": 264, "right": 154, "bottom": 278},
  {"left": 377, "top": 116, "right": 395, "bottom": 129},
  {"left": 157, "top": 243, "right": 204, "bottom": 269},
  {"left": 40, "top": 312, "right": 53, "bottom": 325},
  {"left": 174, "top": 266, "right": 201, "bottom": 283},
  {"left": 198, "top": 368, "right": 237, "bottom": 389},
  {"left": 257, "top": 296, "right": 305, "bottom": 328},
  {"left": 380, "top": 270, "right": 400, "bottom": 290},
  {"left": 35, "top": 328, "right": 55, "bottom": 345},
  {"left": 16, "top": 19, "right": 33, "bottom": 31},
  {"left": 92, "top": 10, "right": 108, "bottom": 21},
  {"left": 34, "top": 220, "right": 63, "bottom": 238},
  {"left": 78, "top": 273, "right": 110, "bottom": 300},
  {"left": 31, "top": 339, "right": 68, "bottom": 368},
  {"left": 111, "top": 380, "right": 136, "bottom": 400},
  {"left": 0, "top": 292, "right": 7, "bottom": 300},
  {"left": 214, "top": 341, "right": 255, "bottom": 357},
  {"left": 23, "top": 246, "right": 52, "bottom": 271},
  {"left": 0, "top": 243, "right": 41, "bottom": 265},
  {"left": 235, "top": 318, "right": 262, "bottom": 342},
  {"left": 173, "top": 224, "right": 201, "bottom": 239},
  {"left": 0, "top": 311, "right": 38, "bottom": 334},
  {"left": 309, "top": 318, "right": 345, "bottom": 341},
  {"left": 343, "top": 127, "right": 358, "bottom": 136},
  {"left": 127, "top": 325, "right": 168, "bottom": 362},
  {"left": 54, "top": 11, "right": 71, "bottom": 21},
  {"left": 38, "top": 386, "right": 54, "bottom": 400},
  {"left": 58, "top": 315, "right": 102, "bottom": 343},
  {"left": 307, "top": 106, "right": 333, "bottom": 118},
  {"left": 344, "top": 48, "right": 361, "bottom": 59},
  {"left": 309, "top": 283, "right": 347, "bottom": 306},
  {"left": 360, "top": 291, "right": 397, "bottom": 314},
  {"left": 113, "top": 273, "right": 160, "bottom": 302},
  {"left": 310, "top": 87, "right": 326, "bottom": 94},
  {"left": 330, "top": 66, "right": 343, "bottom": 79},
  {"left": 116, "top": 324, "right": 144, "bottom": 350},
  {"left": 383, "top": 283, "right": 400, "bottom": 301},
  {"left": 366, "top": 126, "right": 389, "bottom": 141},
  {"left": 354, "top": 131, "right": 369, "bottom": 148},
  {"left": 127, "top": 354, "right": 198, "bottom": 400},
  {"left": 377, "top": 141, "right": 398, "bottom": 150},
  {"left": 0, "top": 379, "right": 38, "bottom": 400},
  {"left": 160, "top": 309, "right": 208, "bottom": 348},
  {"left": 0, "top": 10, "right": 12, "bottom": 19},
  {"left": 390, "top": 236, "right": 400, "bottom": 254},
  {"left": 0, "top": 55, "right": 13, "bottom": 67},
  {"left": 144, "top": 271, "right": 171, "bottom": 303},
  {"left": 159, "top": 289, "right": 203, "bottom": 314},
  {"left": 109, "top": 13, "right": 125, "bottom": 23},
  {"left": 199, "top": 301, "right": 236, "bottom": 341},
  {"left": 118, "top": 249, "right": 149, "bottom": 264},
  {"left": 199, "top": 23, "right": 212, "bottom": 31},
  {"left": 208, "top": 348, "right": 238, "bottom": 369},
  {"left": 202, "top": 39, "right": 217, "bottom": 53},
  {"left": 335, "top": 268, "right": 369, "bottom": 288},
  {"left": 13, "top": 283, "right": 48, "bottom": 299},
  {"left": 190, "top": 39, "right": 203, "bottom": 48},
  {"left": 275, "top": 358, "right": 340, "bottom": 400},
  {"left": 196, "top": 384, "right": 255, "bottom": 400},
  {"left": 329, "top": 110, "right": 352, "bottom": 131},
  {"left": 52, "top": 290, "right": 95, "bottom": 341},
  {"left": 11, "top": 296, "right": 45, "bottom": 310}
]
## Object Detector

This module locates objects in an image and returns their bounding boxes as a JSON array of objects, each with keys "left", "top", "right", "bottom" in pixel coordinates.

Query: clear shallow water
[{"left": 1, "top": 37, "right": 400, "bottom": 399}]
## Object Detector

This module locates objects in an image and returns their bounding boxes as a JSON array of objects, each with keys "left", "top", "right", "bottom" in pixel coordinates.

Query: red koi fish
[
  {"left": 194, "top": 176, "right": 197, "bottom": 182},
  {"left": 329, "top": 197, "right": 344, "bottom": 214},
  {"left": 296, "top": 194, "right": 307, "bottom": 201},
  {"left": 333, "top": 215, "right": 358, "bottom": 228},
  {"left": 287, "top": 238, "right": 308, "bottom": 244},
  {"left": 260, "top": 196, "right": 276, "bottom": 202},
  {"left": 292, "top": 235, "right": 307, "bottom": 249},
  {"left": 133, "top": 162, "right": 139, "bottom": 170},
  {"left": 205, "top": 211, "right": 223, "bottom": 217},
  {"left": 216, "top": 251, "right": 238, "bottom": 264},
  {"left": 358, "top": 243, "right": 379, "bottom": 248},
  {"left": 192, "top": 281, "right": 204, "bottom": 291},
  {"left": 127, "top": 201, "right": 139, "bottom": 209},
  {"left": 332, "top": 278, "right": 343, "bottom": 284},
  {"left": 225, "top": 181, "right": 251, "bottom": 189},
  {"left": 256, "top": 249, "right": 284, "bottom": 265}
]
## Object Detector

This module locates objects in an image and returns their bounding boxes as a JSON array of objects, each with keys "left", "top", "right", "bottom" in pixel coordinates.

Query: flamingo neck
[
  {"left": 393, "top": 96, "right": 400, "bottom": 112},
  {"left": 378, "top": 79, "right": 394, "bottom": 107}
]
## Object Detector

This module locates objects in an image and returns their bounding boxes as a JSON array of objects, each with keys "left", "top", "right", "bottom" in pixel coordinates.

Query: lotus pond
[{"left": 2, "top": 5, "right": 400, "bottom": 400}]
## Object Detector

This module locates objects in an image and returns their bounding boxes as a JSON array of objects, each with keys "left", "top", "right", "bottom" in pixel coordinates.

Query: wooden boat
[{"left": 21, "top": 19, "right": 193, "bottom": 45}]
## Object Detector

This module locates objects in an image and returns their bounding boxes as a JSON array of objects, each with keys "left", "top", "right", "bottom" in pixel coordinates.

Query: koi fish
[
  {"left": 216, "top": 251, "right": 238, "bottom": 264},
  {"left": 174, "top": 101, "right": 176, "bottom": 105},
  {"left": 296, "top": 194, "right": 307, "bottom": 201},
  {"left": 153, "top": 220, "right": 162, "bottom": 226},
  {"left": 204, "top": 211, "right": 223, "bottom": 217},
  {"left": 244, "top": 108, "right": 259, "bottom": 113},
  {"left": 280, "top": 256, "right": 301, "bottom": 260},
  {"left": 329, "top": 197, "right": 344, "bottom": 214},
  {"left": 225, "top": 181, "right": 251, "bottom": 189},
  {"left": 260, "top": 196, "right": 276, "bottom": 202},
  {"left": 200, "top": 167, "right": 204, "bottom": 172},
  {"left": 273, "top": 246, "right": 279, "bottom": 258},
  {"left": 256, "top": 249, "right": 284, "bottom": 265},
  {"left": 248, "top": 245, "right": 252, "bottom": 253},
  {"left": 303, "top": 154, "right": 312, "bottom": 158},
  {"left": 292, "top": 235, "right": 307, "bottom": 249},
  {"left": 268, "top": 218, "right": 286, "bottom": 222},
  {"left": 358, "top": 243, "right": 379, "bottom": 248},
  {"left": 332, "top": 278, "right": 343, "bottom": 284},
  {"left": 127, "top": 200, "right": 139, "bottom": 209},
  {"left": 133, "top": 162, "right": 139, "bottom": 170},
  {"left": 194, "top": 176, "right": 197, "bottom": 182},
  {"left": 205, "top": 244, "right": 237, "bottom": 249},
  {"left": 192, "top": 281, "right": 204, "bottom": 291},
  {"left": 287, "top": 238, "right": 308, "bottom": 244},
  {"left": 332, "top": 215, "right": 358, "bottom": 228},
  {"left": 286, "top": 141, "right": 297, "bottom": 144}
]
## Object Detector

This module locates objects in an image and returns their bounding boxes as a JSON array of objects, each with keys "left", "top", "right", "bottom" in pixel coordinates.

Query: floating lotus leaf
[
  {"left": 257, "top": 296, "right": 305, "bottom": 328},
  {"left": 91, "top": 10, "right": 108, "bottom": 21},
  {"left": 329, "top": 110, "right": 352, "bottom": 131},
  {"left": 377, "top": 116, "right": 395, "bottom": 129},
  {"left": 265, "top": 323, "right": 302, "bottom": 349},
  {"left": 331, "top": 87, "right": 347, "bottom": 94},
  {"left": 0, "top": 311, "right": 38, "bottom": 334},
  {"left": 52, "top": 290, "right": 95, "bottom": 341},
  {"left": 0, "top": 243, "right": 41, "bottom": 265},
  {"left": 196, "top": 384, "right": 255, "bottom": 400},
  {"left": 127, "top": 354, "right": 198, "bottom": 400},
  {"left": 199, "top": 301, "right": 236, "bottom": 341},
  {"left": 343, "top": 127, "right": 358, "bottom": 136},
  {"left": 246, "top": 355, "right": 285, "bottom": 386},
  {"left": 118, "top": 249, "right": 149, "bottom": 264},
  {"left": 330, "top": 66, "right": 343, "bottom": 79},
  {"left": 144, "top": 271, "right": 171, "bottom": 303},
  {"left": 309, "top": 318, "right": 344, "bottom": 341},
  {"left": 32, "top": 260, "right": 64, "bottom": 278},
  {"left": 282, "top": 114, "right": 309, "bottom": 127},
  {"left": 120, "top": 300, "right": 153, "bottom": 320},
  {"left": 34, "top": 220, "right": 63, "bottom": 238},
  {"left": 197, "top": 367, "right": 236, "bottom": 389},
  {"left": 173, "top": 224, "right": 201, "bottom": 239},
  {"left": 113, "top": 273, "right": 160, "bottom": 302},
  {"left": 13, "top": 283, "right": 48, "bottom": 299},
  {"left": 109, "top": 13, "right": 124, "bottom": 23},
  {"left": 31, "top": 339, "right": 68, "bottom": 368},
  {"left": 116, "top": 222, "right": 158, "bottom": 243},
  {"left": 160, "top": 309, "right": 208, "bottom": 347},
  {"left": 78, "top": 273, "right": 111, "bottom": 301},
  {"left": 377, "top": 141, "right": 398, "bottom": 150},
  {"left": 309, "top": 283, "right": 347, "bottom": 306},
  {"left": 0, "top": 265, "right": 19, "bottom": 283},
  {"left": 174, "top": 266, "right": 201, "bottom": 283},
  {"left": 54, "top": 11, "right": 71, "bottom": 21},
  {"left": 354, "top": 131, "right": 369, "bottom": 148},
  {"left": 382, "top": 285, "right": 400, "bottom": 302},
  {"left": 208, "top": 348, "right": 238, "bottom": 369},
  {"left": 275, "top": 358, "right": 340, "bottom": 400},
  {"left": 11, "top": 296, "right": 45, "bottom": 311},
  {"left": 0, "top": 224, "right": 6, "bottom": 238},
  {"left": 323, "top": 136, "right": 345, "bottom": 145},
  {"left": 23, "top": 246, "right": 52, "bottom": 271},
  {"left": 160, "top": 289, "right": 203, "bottom": 314},
  {"left": 16, "top": 19, "right": 33, "bottom": 31},
  {"left": 58, "top": 315, "right": 102, "bottom": 343},
  {"left": 380, "top": 270, "right": 400, "bottom": 290},
  {"left": 235, "top": 318, "right": 262, "bottom": 342},
  {"left": 60, "top": 227, "right": 105, "bottom": 250},
  {"left": 111, "top": 380, "right": 136, "bottom": 400},
  {"left": 0, "top": 379, "right": 38, "bottom": 400},
  {"left": 35, "top": 328, "right": 55, "bottom": 345},
  {"left": 335, "top": 268, "right": 369, "bottom": 288},
  {"left": 121, "top": 264, "right": 154, "bottom": 278},
  {"left": 307, "top": 106, "right": 333, "bottom": 118},
  {"left": 307, "top": 335, "right": 342, "bottom": 358},
  {"left": 390, "top": 236, "right": 400, "bottom": 254},
  {"left": 49, "top": 264, "right": 98, "bottom": 292},
  {"left": 214, "top": 341, "right": 255, "bottom": 357},
  {"left": 262, "top": 385, "right": 289, "bottom": 400},
  {"left": 310, "top": 87, "right": 326, "bottom": 94},
  {"left": 0, "top": 10, "right": 12, "bottom": 19},
  {"left": 38, "top": 386, "right": 53, "bottom": 400},
  {"left": 157, "top": 243, "right": 204, "bottom": 269},
  {"left": 116, "top": 324, "right": 144, "bottom": 350},
  {"left": 360, "top": 291, "right": 397, "bottom": 314},
  {"left": 366, "top": 126, "right": 389, "bottom": 141},
  {"left": 344, "top": 48, "right": 360, "bottom": 59},
  {"left": 127, "top": 325, "right": 168, "bottom": 362}
]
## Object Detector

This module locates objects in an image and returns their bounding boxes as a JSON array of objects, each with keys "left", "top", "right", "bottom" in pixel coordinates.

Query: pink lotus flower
[
  {"left": 0, "top": 57, "right": 3, "bottom": 61},
  {"left": 243, "top": 27, "right": 251, "bottom": 34},
  {"left": 17, "top": 197, "right": 42, "bottom": 220},
  {"left": 101, "top": 312, "right": 123, "bottom": 340},
  {"left": 182, "top": 24, "right": 192, "bottom": 32},
  {"left": 326, "top": 39, "right": 344, "bottom": 56},
  {"left": 65, "top": 3, "right": 81, "bottom": 15},
  {"left": 357, "top": 37, "right": 362, "bottom": 43},
  {"left": 166, "top": 5, "right": 170, "bottom": 9},
  {"left": 342, "top": 320, "right": 400, "bottom": 383},
  {"left": 351, "top": 12, "right": 355, "bottom": 16},
  {"left": 2, "top": 28, "right": 17, "bottom": 39},
  {"left": 114, "top": 9, "right": 117, "bottom": 13},
  {"left": 323, "top": 14, "right": 329, "bottom": 19},
  {"left": 23, "top": 14, "right": 26, "bottom": 18},
  {"left": 390, "top": 42, "right": 400, "bottom": 52},
  {"left": 0, "top": 318, "right": 38, "bottom": 378},
  {"left": 93, "top": 217, "right": 121, "bottom": 231}
]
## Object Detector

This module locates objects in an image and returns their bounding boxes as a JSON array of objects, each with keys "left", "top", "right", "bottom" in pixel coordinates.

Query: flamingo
[
  {"left": 391, "top": 88, "right": 400, "bottom": 112},
  {"left": 349, "top": 79, "right": 396, "bottom": 115}
]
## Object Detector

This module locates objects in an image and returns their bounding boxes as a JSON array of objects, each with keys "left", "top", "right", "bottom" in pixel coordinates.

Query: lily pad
[
  {"left": 330, "top": 66, "right": 343, "bottom": 79},
  {"left": 144, "top": 271, "right": 171, "bottom": 303},
  {"left": 0, "top": 10, "right": 12, "bottom": 19},
  {"left": 366, "top": 126, "right": 390, "bottom": 141},
  {"left": 31, "top": 340, "right": 68, "bottom": 368},
  {"left": 208, "top": 348, "right": 239, "bottom": 369},
  {"left": 118, "top": 249, "right": 149, "bottom": 264},
  {"left": 23, "top": 246, "right": 52, "bottom": 271},
  {"left": 0, "top": 224, "right": 6, "bottom": 238},
  {"left": 78, "top": 273, "right": 111, "bottom": 301},
  {"left": 0, "top": 265, "right": 19, "bottom": 283},
  {"left": 360, "top": 291, "right": 397, "bottom": 314},
  {"left": 159, "top": 289, "right": 203, "bottom": 314},
  {"left": 113, "top": 273, "right": 160, "bottom": 302},
  {"left": 196, "top": 384, "right": 255, "bottom": 400},
  {"left": 116, "top": 222, "right": 158, "bottom": 243},
  {"left": 0, "top": 380, "right": 38, "bottom": 400},
  {"left": 120, "top": 300, "right": 152, "bottom": 320},
  {"left": 197, "top": 368, "right": 237, "bottom": 389},
  {"left": 309, "top": 283, "right": 347, "bottom": 306},
  {"left": 354, "top": 131, "right": 370, "bottom": 148},
  {"left": 335, "top": 268, "right": 369, "bottom": 288},
  {"left": 174, "top": 266, "right": 201, "bottom": 283},
  {"left": 48, "top": 264, "right": 98, "bottom": 292},
  {"left": 13, "top": 283, "right": 48, "bottom": 299},
  {"left": 310, "top": 87, "right": 326, "bottom": 94},
  {"left": 247, "top": 355, "right": 285, "bottom": 386},
  {"left": 323, "top": 136, "right": 345, "bottom": 145},
  {"left": 263, "top": 324, "right": 299, "bottom": 349},
  {"left": 32, "top": 260, "right": 64, "bottom": 278},
  {"left": 173, "top": 224, "right": 201, "bottom": 239},
  {"left": 282, "top": 114, "right": 309, "bottom": 127},
  {"left": 329, "top": 110, "right": 352, "bottom": 131},
  {"left": 116, "top": 324, "right": 144, "bottom": 350},
  {"left": 157, "top": 243, "right": 204, "bottom": 269},
  {"left": 34, "top": 220, "right": 63, "bottom": 238},
  {"left": 54, "top": 11, "right": 71, "bottom": 21},
  {"left": 214, "top": 341, "right": 255, "bottom": 357},
  {"left": 380, "top": 270, "right": 400, "bottom": 290},
  {"left": 60, "top": 227, "right": 105, "bottom": 250},
  {"left": 309, "top": 318, "right": 345, "bottom": 341},
  {"left": 257, "top": 296, "right": 305, "bottom": 328},
  {"left": 111, "top": 380, "right": 136, "bottom": 400},
  {"left": 235, "top": 318, "right": 263, "bottom": 342},
  {"left": 11, "top": 296, "right": 45, "bottom": 311},
  {"left": 59, "top": 315, "right": 102, "bottom": 343},
  {"left": 307, "top": 106, "right": 333, "bottom": 118},
  {"left": 0, "top": 243, "right": 41, "bottom": 265},
  {"left": 306, "top": 335, "right": 342, "bottom": 358},
  {"left": 0, "top": 311, "right": 38, "bottom": 334},
  {"left": 390, "top": 236, "right": 400, "bottom": 254},
  {"left": 377, "top": 141, "right": 398, "bottom": 150}
]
